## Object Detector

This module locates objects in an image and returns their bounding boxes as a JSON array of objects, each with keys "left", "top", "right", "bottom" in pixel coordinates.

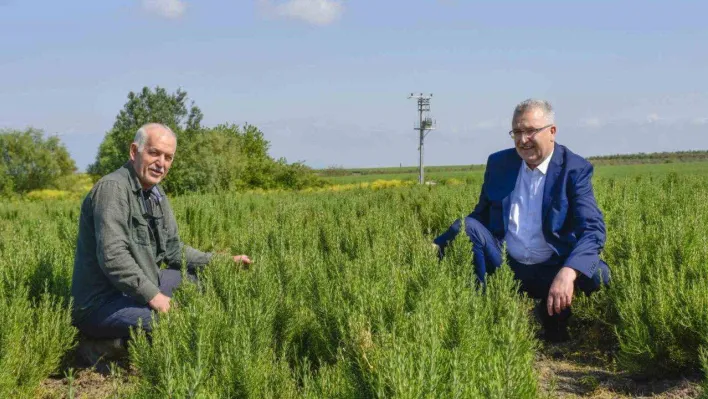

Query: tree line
[{"left": 0, "top": 87, "right": 323, "bottom": 197}]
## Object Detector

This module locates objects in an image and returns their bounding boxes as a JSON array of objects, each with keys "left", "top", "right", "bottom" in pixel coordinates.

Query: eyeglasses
[{"left": 508, "top": 124, "right": 553, "bottom": 140}]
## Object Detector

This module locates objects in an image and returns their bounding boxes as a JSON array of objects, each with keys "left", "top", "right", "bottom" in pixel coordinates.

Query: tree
[
  {"left": 164, "top": 124, "right": 248, "bottom": 194},
  {"left": 0, "top": 128, "right": 77, "bottom": 193},
  {"left": 91, "top": 87, "right": 322, "bottom": 193},
  {"left": 88, "top": 86, "right": 203, "bottom": 176}
]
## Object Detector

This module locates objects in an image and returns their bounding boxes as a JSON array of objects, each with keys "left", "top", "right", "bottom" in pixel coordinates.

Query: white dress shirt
[{"left": 505, "top": 151, "right": 555, "bottom": 265}]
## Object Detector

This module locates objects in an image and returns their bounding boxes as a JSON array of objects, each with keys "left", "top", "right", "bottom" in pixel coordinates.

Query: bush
[
  {"left": 575, "top": 174, "right": 708, "bottom": 376},
  {"left": 89, "top": 87, "right": 323, "bottom": 193},
  {"left": 0, "top": 201, "right": 78, "bottom": 396},
  {"left": 0, "top": 128, "right": 76, "bottom": 194}
]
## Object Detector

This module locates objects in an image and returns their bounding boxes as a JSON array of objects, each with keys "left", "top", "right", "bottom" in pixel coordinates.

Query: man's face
[
  {"left": 511, "top": 108, "right": 556, "bottom": 168},
  {"left": 130, "top": 128, "right": 177, "bottom": 189}
]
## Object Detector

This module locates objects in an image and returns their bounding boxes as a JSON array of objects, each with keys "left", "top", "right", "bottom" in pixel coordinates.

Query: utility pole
[{"left": 408, "top": 93, "right": 436, "bottom": 184}]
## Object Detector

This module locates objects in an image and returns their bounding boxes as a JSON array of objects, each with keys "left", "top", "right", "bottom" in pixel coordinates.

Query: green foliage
[
  {"left": 572, "top": 174, "right": 708, "bottom": 376},
  {"left": 0, "top": 200, "right": 78, "bottom": 397},
  {"left": 4, "top": 172, "right": 708, "bottom": 395},
  {"left": 125, "top": 187, "right": 538, "bottom": 398},
  {"left": 89, "top": 87, "right": 322, "bottom": 192},
  {"left": 88, "top": 86, "right": 203, "bottom": 177},
  {"left": 164, "top": 124, "right": 248, "bottom": 194},
  {"left": 588, "top": 150, "right": 708, "bottom": 165},
  {"left": 0, "top": 128, "right": 76, "bottom": 194},
  {"left": 163, "top": 123, "right": 324, "bottom": 194}
]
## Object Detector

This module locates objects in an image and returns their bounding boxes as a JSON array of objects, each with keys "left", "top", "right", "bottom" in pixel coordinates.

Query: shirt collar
[
  {"left": 143, "top": 186, "right": 163, "bottom": 202},
  {"left": 524, "top": 149, "right": 554, "bottom": 175}
]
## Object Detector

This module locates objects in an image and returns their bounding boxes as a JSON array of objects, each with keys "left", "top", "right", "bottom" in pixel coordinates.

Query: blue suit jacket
[{"left": 437, "top": 143, "right": 606, "bottom": 278}]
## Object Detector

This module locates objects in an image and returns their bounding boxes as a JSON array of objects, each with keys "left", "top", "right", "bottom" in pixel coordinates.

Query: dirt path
[
  {"left": 37, "top": 355, "right": 137, "bottom": 399},
  {"left": 537, "top": 341, "right": 703, "bottom": 398}
]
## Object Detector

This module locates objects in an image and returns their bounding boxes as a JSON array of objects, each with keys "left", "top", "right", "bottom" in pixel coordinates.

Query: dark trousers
[
  {"left": 77, "top": 269, "right": 191, "bottom": 339},
  {"left": 435, "top": 217, "right": 611, "bottom": 323}
]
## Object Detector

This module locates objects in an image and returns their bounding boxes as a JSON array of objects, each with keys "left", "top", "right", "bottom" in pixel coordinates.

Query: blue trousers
[
  {"left": 76, "top": 269, "right": 192, "bottom": 339},
  {"left": 434, "top": 217, "right": 611, "bottom": 322}
]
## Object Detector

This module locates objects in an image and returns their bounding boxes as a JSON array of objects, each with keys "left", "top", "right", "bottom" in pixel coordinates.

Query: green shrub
[
  {"left": 0, "top": 128, "right": 76, "bottom": 194},
  {"left": 3, "top": 171, "right": 708, "bottom": 395}
]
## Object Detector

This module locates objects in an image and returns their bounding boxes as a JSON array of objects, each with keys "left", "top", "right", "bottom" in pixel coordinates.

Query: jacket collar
[{"left": 123, "top": 162, "right": 143, "bottom": 193}]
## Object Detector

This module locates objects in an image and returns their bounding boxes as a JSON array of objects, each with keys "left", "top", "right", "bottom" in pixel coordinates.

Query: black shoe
[
  {"left": 534, "top": 301, "right": 572, "bottom": 343},
  {"left": 543, "top": 321, "right": 570, "bottom": 343}
]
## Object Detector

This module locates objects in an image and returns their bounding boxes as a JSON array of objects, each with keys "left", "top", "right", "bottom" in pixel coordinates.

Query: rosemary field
[{"left": 0, "top": 171, "right": 707, "bottom": 397}]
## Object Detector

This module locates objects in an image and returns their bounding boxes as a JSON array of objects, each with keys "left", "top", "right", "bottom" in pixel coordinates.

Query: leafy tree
[
  {"left": 91, "top": 87, "right": 322, "bottom": 193},
  {"left": 0, "top": 128, "right": 76, "bottom": 193},
  {"left": 88, "top": 86, "right": 203, "bottom": 176},
  {"left": 0, "top": 161, "right": 13, "bottom": 196},
  {"left": 165, "top": 124, "right": 248, "bottom": 194},
  {"left": 273, "top": 159, "right": 324, "bottom": 190},
  {"left": 165, "top": 123, "right": 324, "bottom": 193}
]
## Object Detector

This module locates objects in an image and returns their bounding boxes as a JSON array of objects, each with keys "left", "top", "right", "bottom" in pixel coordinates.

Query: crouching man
[
  {"left": 71, "top": 123, "right": 250, "bottom": 364},
  {"left": 434, "top": 99, "right": 610, "bottom": 342}
]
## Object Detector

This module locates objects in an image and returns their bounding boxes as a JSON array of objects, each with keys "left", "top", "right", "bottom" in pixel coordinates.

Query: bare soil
[
  {"left": 36, "top": 352, "right": 137, "bottom": 399},
  {"left": 536, "top": 322, "right": 703, "bottom": 399}
]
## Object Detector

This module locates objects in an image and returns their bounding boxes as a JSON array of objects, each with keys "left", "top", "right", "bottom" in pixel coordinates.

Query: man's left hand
[
  {"left": 233, "top": 255, "right": 252, "bottom": 267},
  {"left": 547, "top": 266, "right": 578, "bottom": 316}
]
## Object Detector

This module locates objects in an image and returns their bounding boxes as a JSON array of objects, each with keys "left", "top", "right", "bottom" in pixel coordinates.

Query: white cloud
[
  {"left": 646, "top": 113, "right": 660, "bottom": 123},
  {"left": 261, "top": 0, "right": 344, "bottom": 26},
  {"left": 578, "top": 117, "right": 602, "bottom": 128},
  {"left": 142, "top": 0, "right": 186, "bottom": 19},
  {"left": 692, "top": 117, "right": 708, "bottom": 126}
]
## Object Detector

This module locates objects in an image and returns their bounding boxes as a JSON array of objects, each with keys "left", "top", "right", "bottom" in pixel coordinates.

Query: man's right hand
[{"left": 148, "top": 292, "right": 171, "bottom": 313}]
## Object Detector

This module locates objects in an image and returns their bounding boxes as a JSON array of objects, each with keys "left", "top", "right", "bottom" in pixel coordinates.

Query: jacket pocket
[{"left": 131, "top": 216, "right": 151, "bottom": 246}]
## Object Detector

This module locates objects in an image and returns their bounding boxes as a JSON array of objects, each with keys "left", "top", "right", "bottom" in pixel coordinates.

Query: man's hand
[
  {"left": 547, "top": 266, "right": 578, "bottom": 316},
  {"left": 148, "top": 292, "right": 172, "bottom": 313},
  {"left": 233, "top": 255, "right": 252, "bottom": 267}
]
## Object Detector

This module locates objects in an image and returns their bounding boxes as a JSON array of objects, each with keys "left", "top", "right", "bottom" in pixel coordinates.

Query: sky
[{"left": 1, "top": 0, "right": 707, "bottom": 171}]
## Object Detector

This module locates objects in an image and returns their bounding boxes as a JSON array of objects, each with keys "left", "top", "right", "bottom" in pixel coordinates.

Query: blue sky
[{"left": 1, "top": 0, "right": 707, "bottom": 171}]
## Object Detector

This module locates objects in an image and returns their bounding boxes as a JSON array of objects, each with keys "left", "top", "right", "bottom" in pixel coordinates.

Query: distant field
[{"left": 321, "top": 161, "right": 708, "bottom": 184}]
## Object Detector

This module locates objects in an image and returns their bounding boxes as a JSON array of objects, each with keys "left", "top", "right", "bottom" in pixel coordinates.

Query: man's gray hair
[
  {"left": 513, "top": 99, "right": 555, "bottom": 124},
  {"left": 133, "top": 123, "right": 177, "bottom": 153}
]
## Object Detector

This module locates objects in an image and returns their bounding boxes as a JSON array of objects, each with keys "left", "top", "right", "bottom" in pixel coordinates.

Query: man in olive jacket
[{"left": 72, "top": 123, "right": 251, "bottom": 339}]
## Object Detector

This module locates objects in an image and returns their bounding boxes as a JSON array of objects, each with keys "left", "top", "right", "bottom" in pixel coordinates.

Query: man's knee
[
  {"left": 463, "top": 217, "right": 492, "bottom": 247},
  {"left": 159, "top": 269, "right": 183, "bottom": 297}
]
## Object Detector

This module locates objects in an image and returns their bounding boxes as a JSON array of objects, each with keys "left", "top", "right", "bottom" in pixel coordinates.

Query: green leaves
[
  {"left": 88, "top": 86, "right": 202, "bottom": 177},
  {"left": 5, "top": 172, "right": 708, "bottom": 396},
  {"left": 123, "top": 187, "right": 539, "bottom": 398},
  {"left": 89, "top": 87, "right": 323, "bottom": 194},
  {"left": 0, "top": 128, "right": 76, "bottom": 194}
]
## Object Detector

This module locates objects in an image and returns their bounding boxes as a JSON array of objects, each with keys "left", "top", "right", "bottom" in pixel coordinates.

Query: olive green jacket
[{"left": 71, "top": 162, "right": 211, "bottom": 324}]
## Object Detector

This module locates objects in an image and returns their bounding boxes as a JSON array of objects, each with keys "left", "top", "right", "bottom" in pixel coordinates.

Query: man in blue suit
[{"left": 434, "top": 99, "right": 610, "bottom": 342}]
